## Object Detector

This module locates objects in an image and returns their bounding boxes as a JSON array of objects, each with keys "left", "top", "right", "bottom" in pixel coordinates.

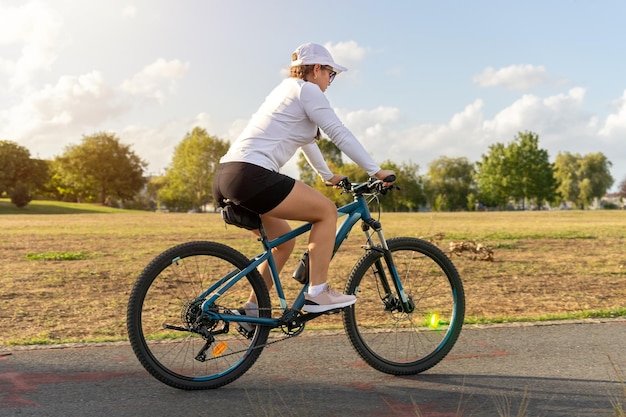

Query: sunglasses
[{"left": 322, "top": 66, "right": 337, "bottom": 83}]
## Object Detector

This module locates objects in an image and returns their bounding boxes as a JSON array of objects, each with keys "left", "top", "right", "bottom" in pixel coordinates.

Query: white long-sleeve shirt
[{"left": 220, "top": 78, "right": 381, "bottom": 181}]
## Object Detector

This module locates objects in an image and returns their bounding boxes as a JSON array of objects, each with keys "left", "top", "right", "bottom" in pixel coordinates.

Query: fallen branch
[{"left": 449, "top": 240, "right": 494, "bottom": 261}]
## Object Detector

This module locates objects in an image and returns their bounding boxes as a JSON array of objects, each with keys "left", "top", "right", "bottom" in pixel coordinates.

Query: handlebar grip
[{"left": 383, "top": 174, "right": 396, "bottom": 183}]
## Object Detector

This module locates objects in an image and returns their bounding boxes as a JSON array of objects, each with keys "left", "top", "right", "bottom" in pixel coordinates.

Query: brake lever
[
  {"left": 379, "top": 184, "right": 400, "bottom": 195},
  {"left": 336, "top": 177, "right": 351, "bottom": 191},
  {"left": 325, "top": 177, "right": 352, "bottom": 192},
  {"left": 370, "top": 175, "right": 397, "bottom": 194}
]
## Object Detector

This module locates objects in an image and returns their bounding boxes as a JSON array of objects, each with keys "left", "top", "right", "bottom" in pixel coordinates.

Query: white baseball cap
[{"left": 290, "top": 43, "right": 348, "bottom": 73}]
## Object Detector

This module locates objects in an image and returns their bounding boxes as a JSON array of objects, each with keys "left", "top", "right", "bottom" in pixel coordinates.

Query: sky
[{"left": 1, "top": 1, "right": 625, "bottom": 192}]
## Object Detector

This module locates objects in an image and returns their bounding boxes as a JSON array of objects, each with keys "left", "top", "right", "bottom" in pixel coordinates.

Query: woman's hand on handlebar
[
  {"left": 375, "top": 169, "right": 396, "bottom": 185},
  {"left": 326, "top": 174, "right": 347, "bottom": 187},
  {"left": 324, "top": 174, "right": 352, "bottom": 191}
]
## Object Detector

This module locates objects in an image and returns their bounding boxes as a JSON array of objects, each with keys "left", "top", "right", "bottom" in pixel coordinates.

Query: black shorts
[{"left": 212, "top": 162, "right": 296, "bottom": 214}]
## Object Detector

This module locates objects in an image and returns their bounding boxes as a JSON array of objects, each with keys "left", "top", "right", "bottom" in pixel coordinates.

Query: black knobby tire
[
  {"left": 126, "top": 241, "right": 271, "bottom": 390},
  {"left": 343, "top": 237, "right": 465, "bottom": 375}
]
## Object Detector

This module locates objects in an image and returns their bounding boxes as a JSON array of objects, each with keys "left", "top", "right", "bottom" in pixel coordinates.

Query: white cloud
[
  {"left": 334, "top": 106, "right": 400, "bottom": 158},
  {"left": 389, "top": 100, "right": 487, "bottom": 167},
  {"left": 599, "top": 88, "right": 626, "bottom": 138},
  {"left": 121, "top": 58, "right": 190, "bottom": 104},
  {"left": 0, "top": 56, "right": 194, "bottom": 163},
  {"left": 0, "top": 1, "right": 67, "bottom": 89},
  {"left": 120, "top": 112, "right": 224, "bottom": 174},
  {"left": 325, "top": 40, "right": 368, "bottom": 78},
  {"left": 32, "top": 71, "right": 122, "bottom": 124},
  {"left": 0, "top": 71, "right": 126, "bottom": 157},
  {"left": 339, "top": 106, "right": 400, "bottom": 128},
  {"left": 119, "top": 124, "right": 177, "bottom": 175},
  {"left": 473, "top": 64, "right": 551, "bottom": 90},
  {"left": 320, "top": 86, "right": 617, "bottom": 178},
  {"left": 483, "top": 88, "right": 591, "bottom": 141},
  {"left": 2, "top": 71, "right": 112, "bottom": 129},
  {"left": 325, "top": 40, "right": 368, "bottom": 64}
]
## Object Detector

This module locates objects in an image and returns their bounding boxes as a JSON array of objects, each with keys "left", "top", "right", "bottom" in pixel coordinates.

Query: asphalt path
[{"left": 1, "top": 319, "right": 625, "bottom": 416}]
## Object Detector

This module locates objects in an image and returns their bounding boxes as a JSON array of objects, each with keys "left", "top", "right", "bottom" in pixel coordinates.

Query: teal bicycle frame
[
  {"left": 197, "top": 181, "right": 410, "bottom": 329},
  {"left": 127, "top": 173, "right": 463, "bottom": 389}
]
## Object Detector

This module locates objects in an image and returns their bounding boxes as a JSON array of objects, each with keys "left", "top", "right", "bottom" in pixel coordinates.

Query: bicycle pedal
[
  {"left": 237, "top": 326, "right": 254, "bottom": 339},
  {"left": 323, "top": 308, "right": 343, "bottom": 315}
]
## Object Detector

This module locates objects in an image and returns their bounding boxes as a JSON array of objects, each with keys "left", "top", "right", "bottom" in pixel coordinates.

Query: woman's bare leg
[
  {"left": 263, "top": 181, "right": 337, "bottom": 287},
  {"left": 248, "top": 216, "right": 295, "bottom": 305}
]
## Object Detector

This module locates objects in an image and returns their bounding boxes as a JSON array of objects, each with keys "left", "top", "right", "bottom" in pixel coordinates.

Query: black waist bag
[{"left": 221, "top": 204, "right": 262, "bottom": 231}]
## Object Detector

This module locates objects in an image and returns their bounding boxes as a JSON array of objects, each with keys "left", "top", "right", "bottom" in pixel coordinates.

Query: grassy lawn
[
  {"left": 0, "top": 198, "right": 136, "bottom": 214},
  {"left": 1, "top": 199, "right": 625, "bottom": 345}
]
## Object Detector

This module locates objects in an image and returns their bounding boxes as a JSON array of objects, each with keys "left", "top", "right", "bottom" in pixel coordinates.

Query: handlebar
[{"left": 331, "top": 175, "right": 397, "bottom": 196}]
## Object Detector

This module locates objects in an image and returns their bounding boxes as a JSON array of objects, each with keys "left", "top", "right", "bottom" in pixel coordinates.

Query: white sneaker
[
  {"left": 303, "top": 284, "right": 356, "bottom": 313},
  {"left": 231, "top": 302, "right": 258, "bottom": 333}
]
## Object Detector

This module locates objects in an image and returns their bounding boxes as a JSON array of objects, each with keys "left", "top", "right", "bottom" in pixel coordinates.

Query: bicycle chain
[{"left": 200, "top": 307, "right": 302, "bottom": 362}]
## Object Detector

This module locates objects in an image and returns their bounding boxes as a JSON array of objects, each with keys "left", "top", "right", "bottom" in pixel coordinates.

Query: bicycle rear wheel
[
  {"left": 126, "top": 241, "right": 271, "bottom": 390},
  {"left": 343, "top": 237, "right": 464, "bottom": 375}
]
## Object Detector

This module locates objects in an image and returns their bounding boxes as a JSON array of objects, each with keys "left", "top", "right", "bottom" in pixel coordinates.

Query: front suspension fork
[{"left": 361, "top": 219, "right": 413, "bottom": 314}]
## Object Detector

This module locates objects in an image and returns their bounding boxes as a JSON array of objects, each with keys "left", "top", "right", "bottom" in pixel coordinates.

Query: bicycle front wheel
[
  {"left": 343, "top": 237, "right": 464, "bottom": 375},
  {"left": 126, "top": 241, "right": 271, "bottom": 390}
]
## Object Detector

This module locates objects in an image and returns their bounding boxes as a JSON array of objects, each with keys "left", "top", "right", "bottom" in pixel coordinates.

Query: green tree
[
  {"left": 159, "top": 127, "right": 229, "bottom": 212},
  {"left": 47, "top": 158, "right": 78, "bottom": 202},
  {"left": 30, "top": 159, "right": 51, "bottom": 198},
  {"left": 475, "top": 131, "right": 557, "bottom": 209},
  {"left": 0, "top": 140, "right": 49, "bottom": 207},
  {"left": 553, "top": 152, "right": 579, "bottom": 206},
  {"left": 578, "top": 153, "right": 614, "bottom": 205},
  {"left": 424, "top": 156, "right": 475, "bottom": 211},
  {"left": 474, "top": 142, "right": 511, "bottom": 208},
  {"left": 554, "top": 151, "right": 614, "bottom": 208},
  {"left": 0, "top": 140, "right": 30, "bottom": 196},
  {"left": 507, "top": 132, "right": 557, "bottom": 208},
  {"left": 378, "top": 160, "right": 424, "bottom": 212},
  {"left": 10, "top": 183, "right": 31, "bottom": 208},
  {"left": 54, "top": 132, "right": 147, "bottom": 205}
]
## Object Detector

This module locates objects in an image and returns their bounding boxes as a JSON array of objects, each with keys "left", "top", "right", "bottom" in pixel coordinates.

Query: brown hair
[{"left": 290, "top": 64, "right": 315, "bottom": 80}]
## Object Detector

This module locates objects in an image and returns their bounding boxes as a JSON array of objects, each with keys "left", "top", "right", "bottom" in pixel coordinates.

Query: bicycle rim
[
  {"left": 126, "top": 241, "right": 271, "bottom": 390},
  {"left": 343, "top": 237, "right": 465, "bottom": 375}
]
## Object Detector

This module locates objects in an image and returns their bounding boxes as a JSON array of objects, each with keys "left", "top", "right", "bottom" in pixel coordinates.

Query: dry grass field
[{"left": 1, "top": 201, "right": 625, "bottom": 346}]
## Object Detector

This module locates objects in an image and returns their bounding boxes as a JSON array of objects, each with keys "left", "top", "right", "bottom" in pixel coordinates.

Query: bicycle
[{"left": 126, "top": 176, "right": 465, "bottom": 390}]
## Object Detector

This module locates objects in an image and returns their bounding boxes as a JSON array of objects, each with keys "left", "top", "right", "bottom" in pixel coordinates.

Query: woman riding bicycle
[{"left": 212, "top": 42, "right": 395, "bottom": 315}]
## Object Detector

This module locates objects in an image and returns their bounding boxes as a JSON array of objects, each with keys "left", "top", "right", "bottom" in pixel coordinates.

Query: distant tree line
[
  {"left": 0, "top": 129, "right": 622, "bottom": 211},
  {"left": 0, "top": 134, "right": 146, "bottom": 208}
]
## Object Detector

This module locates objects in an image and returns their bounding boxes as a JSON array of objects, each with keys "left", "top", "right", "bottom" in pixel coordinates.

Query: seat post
[{"left": 257, "top": 220, "right": 270, "bottom": 246}]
